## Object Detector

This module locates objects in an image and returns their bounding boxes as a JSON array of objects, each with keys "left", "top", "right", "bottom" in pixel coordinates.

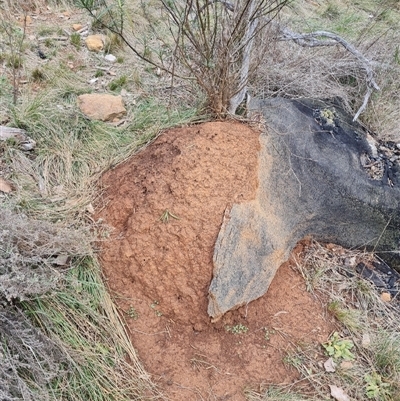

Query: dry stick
[
  {"left": 37, "top": 36, "right": 69, "bottom": 42},
  {"left": 278, "top": 27, "right": 380, "bottom": 121}
]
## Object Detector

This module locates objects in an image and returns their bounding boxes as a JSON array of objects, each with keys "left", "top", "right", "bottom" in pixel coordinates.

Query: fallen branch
[
  {"left": 0, "top": 126, "right": 36, "bottom": 150},
  {"left": 38, "top": 36, "right": 69, "bottom": 42},
  {"left": 277, "top": 27, "right": 380, "bottom": 121}
]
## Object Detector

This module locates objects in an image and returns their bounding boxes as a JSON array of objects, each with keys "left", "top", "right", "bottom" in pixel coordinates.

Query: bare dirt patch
[{"left": 97, "top": 121, "right": 335, "bottom": 401}]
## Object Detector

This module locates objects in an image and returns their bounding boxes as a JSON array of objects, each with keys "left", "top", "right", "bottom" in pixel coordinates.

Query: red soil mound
[{"left": 97, "top": 121, "right": 335, "bottom": 400}]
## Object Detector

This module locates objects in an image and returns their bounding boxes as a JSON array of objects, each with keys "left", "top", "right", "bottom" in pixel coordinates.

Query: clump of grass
[
  {"left": 328, "top": 300, "right": 362, "bottom": 333},
  {"left": 44, "top": 38, "right": 54, "bottom": 48},
  {"left": 245, "top": 386, "right": 312, "bottom": 401},
  {"left": 108, "top": 75, "right": 127, "bottom": 91},
  {"left": 6, "top": 54, "right": 23, "bottom": 68},
  {"left": 70, "top": 32, "right": 81, "bottom": 49},
  {"left": 0, "top": 208, "right": 92, "bottom": 302},
  {"left": 22, "top": 257, "right": 162, "bottom": 401},
  {"left": 105, "top": 32, "right": 123, "bottom": 54},
  {"left": 31, "top": 67, "right": 46, "bottom": 82},
  {"left": 95, "top": 69, "right": 104, "bottom": 77},
  {"left": 7, "top": 66, "right": 197, "bottom": 221}
]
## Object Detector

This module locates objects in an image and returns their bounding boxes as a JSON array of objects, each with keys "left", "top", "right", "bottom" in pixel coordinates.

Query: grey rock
[{"left": 208, "top": 97, "right": 400, "bottom": 321}]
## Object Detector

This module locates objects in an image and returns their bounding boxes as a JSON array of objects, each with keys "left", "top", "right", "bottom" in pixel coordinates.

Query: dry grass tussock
[
  {"left": 0, "top": 208, "right": 162, "bottom": 401},
  {"left": 246, "top": 241, "right": 400, "bottom": 401},
  {"left": 0, "top": 208, "right": 92, "bottom": 302}
]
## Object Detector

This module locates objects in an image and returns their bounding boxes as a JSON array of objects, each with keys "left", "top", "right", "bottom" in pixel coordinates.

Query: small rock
[
  {"left": 85, "top": 35, "right": 105, "bottom": 52},
  {"left": 52, "top": 254, "right": 70, "bottom": 266},
  {"left": 396, "top": 143, "right": 400, "bottom": 150},
  {"left": 324, "top": 357, "right": 336, "bottom": 372},
  {"left": 77, "top": 93, "right": 126, "bottom": 122},
  {"left": 344, "top": 256, "right": 356, "bottom": 267},
  {"left": 72, "top": 23, "right": 83, "bottom": 31},
  {"left": 380, "top": 292, "right": 391, "bottom": 302},
  {"left": 104, "top": 54, "right": 117, "bottom": 63},
  {"left": 0, "top": 177, "right": 13, "bottom": 193},
  {"left": 86, "top": 203, "right": 95, "bottom": 214}
]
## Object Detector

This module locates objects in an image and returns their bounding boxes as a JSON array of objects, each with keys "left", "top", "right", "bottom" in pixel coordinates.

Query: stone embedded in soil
[
  {"left": 77, "top": 94, "right": 126, "bottom": 122},
  {"left": 208, "top": 97, "right": 400, "bottom": 321},
  {"left": 0, "top": 177, "right": 13, "bottom": 193},
  {"left": 85, "top": 34, "right": 105, "bottom": 52}
]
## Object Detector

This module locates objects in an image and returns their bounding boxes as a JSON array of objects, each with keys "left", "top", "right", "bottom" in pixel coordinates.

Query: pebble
[
  {"left": 104, "top": 54, "right": 117, "bottom": 63},
  {"left": 380, "top": 292, "right": 391, "bottom": 302}
]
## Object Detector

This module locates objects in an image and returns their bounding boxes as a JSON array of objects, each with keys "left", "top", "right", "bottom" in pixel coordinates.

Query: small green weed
[
  {"left": 364, "top": 372, "right": 391, "bottom": 399},
  {"left": 125, "top": 306, "right": 139, "bottom": 320},
  {"left": 159, "top": 209, "right": 179, "bottom": 223},
  {"left": 150, "top": 300, "right": 162, "bottom": 317},
  {"left": 37, "top": 27, "right": 54, "bottom": 37},
  {"left": 263, "top": 327, "right": 276, "bottom": 341},
  {"left": 283, "top": 353, "right": 304, "bottom": 370},
  {"left": 323, "top": 332, "right": 355, "bottom": 361},
  {"left": 225, "top": 323, "right": 249, "bottom": 335}
]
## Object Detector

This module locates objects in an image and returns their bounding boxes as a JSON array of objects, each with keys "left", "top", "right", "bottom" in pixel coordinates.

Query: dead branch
[{"left": 277, "top": 26, "right": 380, "bottom": 121}]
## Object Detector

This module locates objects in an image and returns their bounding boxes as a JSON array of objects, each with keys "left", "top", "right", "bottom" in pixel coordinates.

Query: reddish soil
[{"left": 97, "top": 121, "right": 335, "bottom": 401}]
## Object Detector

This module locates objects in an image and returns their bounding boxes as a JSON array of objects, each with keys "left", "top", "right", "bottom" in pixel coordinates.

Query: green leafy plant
[
  {"left": 364, "top": 372, "right": 391, "bottom": 399},
  {"left": 323, "top": 332, "right": 355, "bottom": 361}
]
